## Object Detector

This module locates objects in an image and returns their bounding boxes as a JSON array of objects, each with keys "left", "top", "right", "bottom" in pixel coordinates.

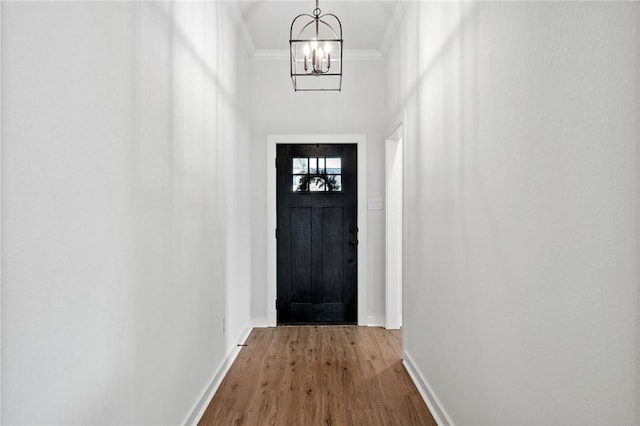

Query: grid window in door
[{"left": 292, "top": 157, "right": 342, "bottom": 192}]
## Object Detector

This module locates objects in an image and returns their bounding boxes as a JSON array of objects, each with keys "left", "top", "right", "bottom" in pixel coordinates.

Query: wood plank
[{"left": 199, "top": 326, "right": 437, "bottom": 426}]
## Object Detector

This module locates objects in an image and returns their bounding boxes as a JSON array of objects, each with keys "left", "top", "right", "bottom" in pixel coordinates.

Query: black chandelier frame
[{"left": 289, "top": 0, "right": 343, "bottom": 92}]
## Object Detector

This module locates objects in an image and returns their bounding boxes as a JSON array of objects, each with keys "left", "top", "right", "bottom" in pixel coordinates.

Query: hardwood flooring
[{"left": 199, "top": 326, "right": 437, "bottom": 426}]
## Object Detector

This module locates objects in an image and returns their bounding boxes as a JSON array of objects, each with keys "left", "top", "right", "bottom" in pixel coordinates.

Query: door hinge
[
  {"left": 275, "top": 228, "right": 278, "bottom": 239},
  {"left": 275, "top": 157, "right": 278, "bottom": 168},
  {"left": 275, "top": 299, "right": 279, "bottom": 309}
]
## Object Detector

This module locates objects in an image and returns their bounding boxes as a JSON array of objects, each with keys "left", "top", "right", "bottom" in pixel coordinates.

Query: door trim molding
[
  {"left": 385, "top": 122, "right": 404, "bottom": 330},
  {"left": 0, "top": 3, "right": 4, "bottom": 418},
  {"left": 267, "top": 134, "right": 367, "bottom": 326}
]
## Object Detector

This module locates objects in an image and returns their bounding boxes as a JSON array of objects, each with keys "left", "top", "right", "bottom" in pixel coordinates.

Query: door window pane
[
  {"left": 291, "top": 156, "right": 342, "bottom": 192},
  {"left": 326, "top": 158, "right": 341, "bottom": 174},
  {"left": 293, "top": 175, "right": 308, "bottom": 192},
  {"left": 309, "top": 176, "right": 326, "bottom": 192},
  {"left": 292, "top": 158, "right": 308, "bottom": 174},
  {"left": 327, "top": 175, "right": 342, "bottom": 191}
]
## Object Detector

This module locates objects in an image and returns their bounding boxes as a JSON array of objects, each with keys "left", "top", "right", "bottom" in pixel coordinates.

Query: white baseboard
[
  {"left": 403, "top": 350, "right": 454, "bottom": 426},
  {"left": 182, "top": 324, "right": 254, "bottom": 426},
  {"left": 367, "top": 315, "right": 385, "bottom": 327}
]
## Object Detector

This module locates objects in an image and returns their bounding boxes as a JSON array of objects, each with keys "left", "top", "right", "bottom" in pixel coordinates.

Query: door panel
[
  {"left": 290, "top": 207, "right": 312, "bottom": 302},
  {"left": 277, "top": 144, "right": 357, "bottom": 324},
  {"left": 322, "top": 207, "right": 344, "bottom": 303}
]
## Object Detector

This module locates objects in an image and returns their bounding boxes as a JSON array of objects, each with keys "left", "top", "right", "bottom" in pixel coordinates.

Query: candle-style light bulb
[
  {"left": 317, "top": 47, "right": 324, "bottom": 70},
  {"left": 324, "top": 42, "right": 331, "bottom": 69},
  {"left": 303, "top": 44, "right": 310, "bottom": 72}
]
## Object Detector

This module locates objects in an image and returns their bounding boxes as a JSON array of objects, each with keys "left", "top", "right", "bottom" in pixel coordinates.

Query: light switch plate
[{"left": 368, "top": 199, "right": 383, "bottom": 210}]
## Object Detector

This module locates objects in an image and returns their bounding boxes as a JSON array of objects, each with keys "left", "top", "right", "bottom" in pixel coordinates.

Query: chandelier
[{"left": 289, "top": 0, "right": 343, "bottom": 92}]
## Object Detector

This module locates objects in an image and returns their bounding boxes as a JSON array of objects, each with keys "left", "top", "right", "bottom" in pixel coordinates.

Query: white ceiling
[{"left": 237, "top": 1, "right": 400, "bottom": 51}]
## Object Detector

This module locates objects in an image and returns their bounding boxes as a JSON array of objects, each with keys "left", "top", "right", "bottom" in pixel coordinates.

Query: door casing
[
  {"left": 267, "top": 134, "right": 367, "bottom": 326},
  {"left": 385, "top": 123, "right": 404, "bottom": 330}
]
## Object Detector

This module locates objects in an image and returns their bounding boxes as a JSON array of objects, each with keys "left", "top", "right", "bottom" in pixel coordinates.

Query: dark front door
[{"left": 276, "top": 144, "right": 358, "bottom": 324}]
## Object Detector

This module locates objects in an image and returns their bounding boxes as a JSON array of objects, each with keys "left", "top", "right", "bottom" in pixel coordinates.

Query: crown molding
[{"left": 253, "top": 49, "right": 383, "bottom": 60}]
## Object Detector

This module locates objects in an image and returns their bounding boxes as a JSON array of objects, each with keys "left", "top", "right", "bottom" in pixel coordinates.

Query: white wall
[
  {"left": 1, "top": 1, "right": 251, "bottom": 423},
  {"left": 249, "top": 54, "right": 387, "bottom": 326},
  {"left": 388, "top": 1, "right": 639, "bottom": 424}
]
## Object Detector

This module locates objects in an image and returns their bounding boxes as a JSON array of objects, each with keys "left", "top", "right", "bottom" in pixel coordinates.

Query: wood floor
[{"left": 199, "top": 326, "right": 437, "bottom": 426}]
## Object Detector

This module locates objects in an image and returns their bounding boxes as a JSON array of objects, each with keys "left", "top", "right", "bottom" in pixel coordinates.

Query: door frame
[
  {"left": 385, "top": 123, "right": 403, "bottom": 330},
  {"left": 267, "top": 134, "right": 367, "bottom": 326},
  {"left": 0, "top": 3, "right": 4, "bottom": 419}
]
